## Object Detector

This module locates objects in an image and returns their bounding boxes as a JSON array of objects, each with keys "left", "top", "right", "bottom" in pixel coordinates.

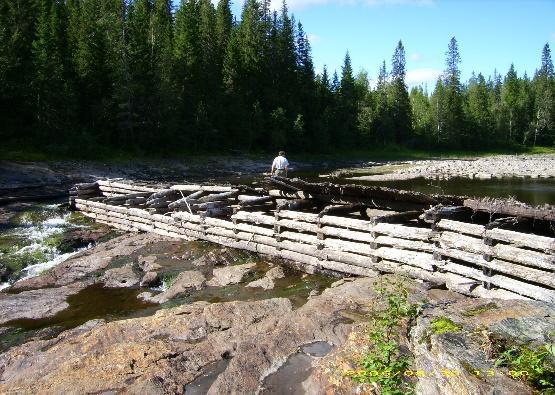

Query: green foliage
[
  {"left": 462, "top": 302, "right": 498, "bottom": 317},
  {"left": 429, "top": 316, "right": 462, "bottom": 335},
  {"left": 494, "top": 344, "right": 555, "bottom": 392},
  {"left": 349, "top": 278, "right": 418, "bottom": 395},
  {"left": 1, "top": 2, "right": 554, "bottom": 154}
]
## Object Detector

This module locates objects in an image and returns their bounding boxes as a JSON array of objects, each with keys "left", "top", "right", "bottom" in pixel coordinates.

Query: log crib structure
[{"left": 70, "top": 177, "right": 555, "bottom": 303}]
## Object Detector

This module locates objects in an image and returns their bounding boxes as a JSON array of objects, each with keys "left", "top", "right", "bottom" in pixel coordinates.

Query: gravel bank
[{"left": 347, "top": 154, "right": 555, "bottom": 181}]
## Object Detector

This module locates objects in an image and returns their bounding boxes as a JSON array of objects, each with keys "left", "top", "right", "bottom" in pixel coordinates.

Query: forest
[{"left": 1, "top": 0, "right": 554, "bottom": 156}]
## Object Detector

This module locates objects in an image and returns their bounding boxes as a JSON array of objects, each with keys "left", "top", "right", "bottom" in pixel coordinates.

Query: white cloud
[
  {"left": 406, "top": 68, "right": 441, "bottom": 87},
  {"left": 409, "top": 52, "right": 421, "bottom": 61},
  {"left": 550, "top": 32, "right": 555, "bottom": 43},
  {"left": 307, "top": 33, "right": 321, "bottom": 43}
]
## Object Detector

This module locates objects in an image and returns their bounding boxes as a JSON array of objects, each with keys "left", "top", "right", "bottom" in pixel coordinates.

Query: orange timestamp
[{"left": 343, "top": 369, "right": 529, "bottom": 379}]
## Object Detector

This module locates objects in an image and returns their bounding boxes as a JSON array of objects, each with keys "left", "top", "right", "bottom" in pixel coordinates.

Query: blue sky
[{"left": 228, "top": 0, "right": 555, "bottom": 88}]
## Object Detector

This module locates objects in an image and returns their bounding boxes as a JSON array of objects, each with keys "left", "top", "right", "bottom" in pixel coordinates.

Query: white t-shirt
[{"left": 272, "top": 156, "right": 289, "bottom": 170}]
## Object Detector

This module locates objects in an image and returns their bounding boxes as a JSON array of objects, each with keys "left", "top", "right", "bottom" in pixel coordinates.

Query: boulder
[
  {"left": 150, "top": 270, "right": 206, "bottom": 303},
  {"left": 101, "top": 264, "right": 140, "bottom": 288},
  {"left": 0, "top": 282, "right": 88, "bottom": 324},
  {"left": 140, "top": 271, "right": 159, "bottom": 287},
  {"left": 206, "top": 263, "right": 256, "bottom": 287},
  {"left": 245, "top": 266, "right": 285, "bottom": 290}
]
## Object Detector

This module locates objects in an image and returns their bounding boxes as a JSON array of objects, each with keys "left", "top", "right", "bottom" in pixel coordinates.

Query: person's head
[{"left": 279, "top": 151, "right": 285, "bottom": 156}]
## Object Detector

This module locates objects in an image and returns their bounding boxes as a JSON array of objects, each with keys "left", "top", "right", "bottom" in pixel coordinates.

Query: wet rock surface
[
  {"left": 0, "top": 282, "right": 88, "bottom": 324},
  {"left": 148, "top": 270, "right": 207, "bottom": 304},
  {"left": 8, "top": 233, "right": 163, "bottom": 291},
  {"left": 0, "top": 278, "right": 379, "bottom": 394},
  {"left": 206, "top": 262, "right": 256, "bottom": 287},
  {"left": 246, "top": 266, "right": 285, "bottom": 290}
]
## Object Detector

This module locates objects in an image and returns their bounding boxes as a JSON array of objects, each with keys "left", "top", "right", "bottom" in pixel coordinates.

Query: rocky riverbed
[
  {"left": 334, "top": 154, "right": 555, "bottom": 181},
  {"left": 1, "top": 227, "right": 554, "bottom": 394}
]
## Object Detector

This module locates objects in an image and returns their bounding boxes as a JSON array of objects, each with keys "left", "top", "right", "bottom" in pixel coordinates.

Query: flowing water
[{"left": 0, "top": 202, "right": 96, "bottom": 290}]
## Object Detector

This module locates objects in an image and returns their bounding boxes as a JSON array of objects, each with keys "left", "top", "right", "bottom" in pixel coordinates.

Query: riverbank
[{"left": 332, "top": 153, "right": 555, "bottom": 182}]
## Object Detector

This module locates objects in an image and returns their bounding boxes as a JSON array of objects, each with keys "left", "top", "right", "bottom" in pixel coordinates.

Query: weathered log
[
  {"left": 441, "top": 261, "right": 555, "bottom": 302},
  {"left": 200, "top": 207, "right": 234, "bottom": 218},
  {"left": 238, "top": 196, "right": 274, "bottom": 206},
  {"left": 170, "top": 185, "right": 236, "bottom": 192},
  {"left": 196, "top": 191, "right": 239, "bottom": 203},
  {"left": 148, "top": 189, "right": 179, "bottom": 201},
  {"left": 191, "top": 200, "right": 232, "bottom": 210},
  {"left": 75, "top": 182, "right": 99, "bottom": 190},
  {"left": 423, "top": 205, "right": 471, "bottom": 223},
  {"left": 318, "top": 204, "right": 367, "bottom": 217},
  {"left": 277, "top": 199, "right": 317, "bottom": 211},
  {"left": 438, "top": 230, "right": 555, "bottom": 271},
  {"left": 464, "top": 198, "right": 555, "bottom": 222},
  {"left": 437, "top": 219, "right": 555, "bottom": 251},
  {"left": 437, "top": 247, "right": 555, "bottom": 288},
  {"left": 97, "top": 180, "right": 160, "bottom": 193}
]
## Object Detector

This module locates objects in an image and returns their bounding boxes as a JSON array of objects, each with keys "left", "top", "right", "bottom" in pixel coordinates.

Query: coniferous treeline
[{"left": 1, "top": 0, "right": 554, "bottom": 155}]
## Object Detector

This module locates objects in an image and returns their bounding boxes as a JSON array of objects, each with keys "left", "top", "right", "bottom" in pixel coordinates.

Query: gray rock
[
  {"left": 0, "top": 282, "right": 87, "bottom": 324},
  {"left": 101, "top": 264, "right": 140, "bottom": 288},
  {"left": 206, "top": 263, "right": 256, "bottom": 287},
  {"left": 10, "top": 233, "right": 161, "bottom": 291},
  {"left": 245, "top": 266, "right": 285, "bottom": 290},
  {"left": 140, "top": 271, "right": 159, "bottom": 287},
  {"left": 150, "top": 270, "right": 206, "bottom": 303},
  {"left": 137, "top": 255, "right": 161, "bottom": 272}
]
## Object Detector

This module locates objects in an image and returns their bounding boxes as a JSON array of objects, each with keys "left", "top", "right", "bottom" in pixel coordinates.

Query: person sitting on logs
[{"left": 271, "top": 151, "right": 289, "bottom": 177}]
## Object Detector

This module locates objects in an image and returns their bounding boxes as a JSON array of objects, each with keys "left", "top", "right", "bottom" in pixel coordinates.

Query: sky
[{"left": 227, "top": 0, "right": 555, "bottom": 89}]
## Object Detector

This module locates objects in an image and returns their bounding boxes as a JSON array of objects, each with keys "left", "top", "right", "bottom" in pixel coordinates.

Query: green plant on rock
[
  {"left": 430, "top": 316, "right": 462, "bottom": 335},
  {"left": 494, "top": 344, "right": 555, "bottom": 393},
  {"left": 349, "top": 278, "right": 418, "bottom": 395},
  {"left": 161, "top": 274, "right": 177, "bottom": 290}
]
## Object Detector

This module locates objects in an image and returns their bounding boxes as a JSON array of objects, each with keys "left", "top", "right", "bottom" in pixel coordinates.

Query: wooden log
[
  {"left": 171, "top": 211, "right": 203, "bottom": 223},
  {"left": 277, "top": 199, "right": 317, "bottom": 211},
  {"left": 268, "top": 189, "right": 311, "bottom": 199},
  {"left": 492, "top": 244, "right": 554, "bottom": 271},
  {"left": 438, "top": 247, "right": 555, "bottom": 288},
  {"left": 171, "top": 185, "right": 236, "bottom": 192},
  {"left": 378, "top": 260, "right": 447, "bottom": 285},
  {"left": 97, "top": 180, "right": 160, "bottom": 193},
  {"left": 75, "top": 182, "right": 99, "bottom": 189},
  {"left": 190, "top": 200, "right": 232, "bottom": 210},
  {"left": 486, "top": 228, "right": 555, "bottom": 252},
  {"left": 464, "top": 198, "right": 555, "bottom": 222},
  {"left": 148, "top": 189, "right": 179, "bottom": 201},
  {"left": 441, "top": 261, "right": 555, "bottom": 302},
  {"left": 126, "top": 197, "right": 148, "bottom": 206},
  {"left": 438, "top": 231, "right": 555, "bottom": 271},
  {"left": 196, "top": 191, "right": 239, "bottom": 203},
  {"left": 437, "top": 219, "right": 555, "bottom": 252},
  {"left": 201, "top": 207, "right": 234, "bottom": 218},
  {"left": 423, "top": 205, "right": 471, "bottom": 223},
  {"left": 318, "top": 204, "right": 367, "bottom": 217},
  {"left": 238, "top": 196, "right": 274, "bottom": 206}
]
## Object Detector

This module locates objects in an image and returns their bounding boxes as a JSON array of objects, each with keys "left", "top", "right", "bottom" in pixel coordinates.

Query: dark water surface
[{"left": 349, "top": 177, "right": 555, "bottom": 205}]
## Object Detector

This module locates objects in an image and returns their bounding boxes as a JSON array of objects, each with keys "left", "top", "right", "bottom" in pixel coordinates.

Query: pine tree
[
  {"left": 443, "top": 37, "right": 465, "bottom": 146},
  {"left": 466, "top": 72, "right": 492, "bottom": 145},
  {"left": 338, "top": 52, "right": 357, "bottom": 146},
  {"left": 533, "top": 43, "right": 554, "bottom": 145},
  {"left": 389, "top": 40, "right": 412, "bottom": 144},
  {"left": 502, "top": 64, "right": 520, "bottom": 143},
  {"left": 374, "top": 60, "right": 391, "bottom": 145},
  {"left": 410, "top": 86, "right": 432, "bottom": 144}
]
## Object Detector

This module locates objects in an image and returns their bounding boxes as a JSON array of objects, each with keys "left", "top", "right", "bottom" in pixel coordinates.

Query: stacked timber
[{"left": 72, "top": 178, "right": 555, "bottom": 303}]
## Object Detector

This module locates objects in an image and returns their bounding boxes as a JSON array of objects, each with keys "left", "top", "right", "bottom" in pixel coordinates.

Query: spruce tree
[
  {"left": 443, "top": 36, "right": 465, "bottom": 146},
  {"left": 389, "top": 40, "right": 412, "bottom": 144}
]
